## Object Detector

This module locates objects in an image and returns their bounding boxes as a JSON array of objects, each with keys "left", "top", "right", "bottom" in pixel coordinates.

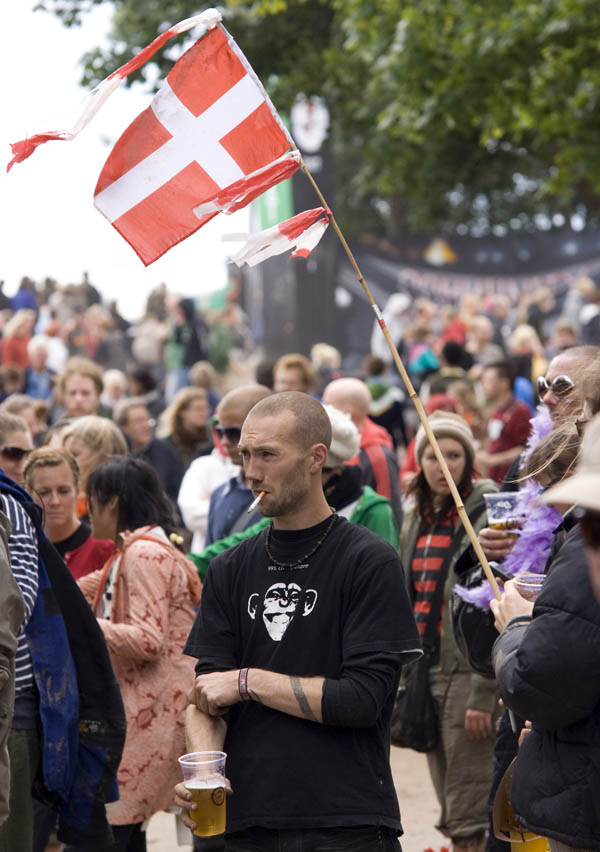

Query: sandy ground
[{"left": 146, "top": 746, "right": 441, "bottom": 852}]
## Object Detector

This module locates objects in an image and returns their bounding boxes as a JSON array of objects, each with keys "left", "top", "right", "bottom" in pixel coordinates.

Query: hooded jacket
[
  {"left": 0, "top": 471, "right": 125, "bottom": 848},
  {"left": 493, "top": 519, "right": 600, "bottom": 850},
  {"left": 346, "top": 417, "right": 402, "bottom": 527},
  {"left": 79, "top": 526, "right": 202, "bottom": 825}
]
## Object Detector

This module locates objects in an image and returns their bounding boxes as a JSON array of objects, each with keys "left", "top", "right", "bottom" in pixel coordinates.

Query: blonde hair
[
  {"left": 0, "top": 412, "right": 29, "bottom": 445},
  {"left": 62, "top": 415, "right": 128, "bottom": 459},
  {"left": 524, "top": 424, "right": 580, "bottom": 485},
  {"left": 0, "top": 394, "right": 35, "bottom": 418},
  {"left": 156, "top": 387, "right": 208, "bottom": 439},
  {"left": 581, "top": 357, "right": 600, "bottom": 416},
  {"left": 310, "top": 343, "right": 341, "bottom": 370},
  {"left": 508, "top": 324, "right": 543, "bottom": 354},
  {"left": 102, "top": 369, "right": 128, "bottom": 394},
  {"left": 24, "top": 447, "right": 80, "bottom": 491},
  {"left": 3, "top": 309, "right": 35, "bottom": 339},
  {"left": 58, "top": 357, "right": 104, "bottom": 398}
]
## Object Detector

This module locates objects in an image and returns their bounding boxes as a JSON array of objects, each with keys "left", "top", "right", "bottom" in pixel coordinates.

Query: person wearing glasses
[
  {"left": 536, "top": 344, "right": 600, "bottom": 425},
  {"left": 0, "top": 412, "right": 33, "bottom": 485},
  {"left": 114, "top": 398, "right": 184, "bottom": 505},
  {"left": 203, "top": 385, "right": 272, "bottom": 547},
  {"left": 490, "top": 414, "right": 600, "bottom": 852}
]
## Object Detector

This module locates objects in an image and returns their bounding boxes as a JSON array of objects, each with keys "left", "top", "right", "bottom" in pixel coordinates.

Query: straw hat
[{"left": 541, "top": 413, "right": 600, "bottom": 511}]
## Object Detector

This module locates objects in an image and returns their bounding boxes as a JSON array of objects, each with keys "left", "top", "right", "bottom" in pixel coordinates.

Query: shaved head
[
  {"left": 321, "top": 377, "right": 371, "bottom": 429},
  {"left": 246, "top": 392, "right": 332, "bottom": 451},
  {"left": 218, "top": 384, "right": 272, "bottom": 421}
]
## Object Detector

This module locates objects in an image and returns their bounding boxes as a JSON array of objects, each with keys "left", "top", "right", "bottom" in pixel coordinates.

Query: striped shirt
[
  {"left": 411, "top": 512, "right": 456, "bottom": 645},
  {"left": 2, "top": 495, "right": 39, "bottom": 695}
]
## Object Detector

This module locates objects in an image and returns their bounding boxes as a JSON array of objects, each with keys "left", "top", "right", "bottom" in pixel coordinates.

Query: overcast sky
[{"left": 1, "top": 2, "right": 249, "bottom": 318}]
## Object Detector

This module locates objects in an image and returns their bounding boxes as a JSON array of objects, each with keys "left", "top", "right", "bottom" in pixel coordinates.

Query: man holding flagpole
[{"left": 175, "top": 392, "right": 421, "bottom": 851}]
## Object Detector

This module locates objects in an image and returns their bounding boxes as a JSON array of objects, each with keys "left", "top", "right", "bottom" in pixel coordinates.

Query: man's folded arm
[{"left": 244, "top": 650, "right": 407, "bottom": 727}]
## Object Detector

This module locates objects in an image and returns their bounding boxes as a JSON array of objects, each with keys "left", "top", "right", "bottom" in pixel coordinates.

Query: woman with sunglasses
[
  {"left": 491, "top": 416, "right": 600, "bottom": 852},
  {"left": 0, "top": 412, "right": 33, "bottom": 485},
  {"left": 78, "top": 457, "right": 202, "bottom": 852}
]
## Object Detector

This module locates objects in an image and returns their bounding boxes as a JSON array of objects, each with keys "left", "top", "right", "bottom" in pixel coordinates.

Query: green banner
[{"left": 255, "top": 176, "right": 294, "bottom": 229}]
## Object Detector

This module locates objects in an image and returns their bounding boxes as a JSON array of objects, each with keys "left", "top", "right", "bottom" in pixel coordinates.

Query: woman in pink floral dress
[{"left": 78, "top": 457, "right": 202, "bottom": 852}]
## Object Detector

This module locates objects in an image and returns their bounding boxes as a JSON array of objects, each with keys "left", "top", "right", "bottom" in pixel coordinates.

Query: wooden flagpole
[{"left": 299, "top": 158, "right": 501, "bottom": 600}]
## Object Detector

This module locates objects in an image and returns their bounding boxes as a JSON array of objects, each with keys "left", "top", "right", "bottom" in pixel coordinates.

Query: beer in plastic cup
[
  {"left": 513, "top": 572, "right": 545, "bottom": 602},
  {"left": 178, "top": 751, "right": 227, "bottom": 837},
  {"left": 484, "top": 492, "right": 522, "bottom": 539}
]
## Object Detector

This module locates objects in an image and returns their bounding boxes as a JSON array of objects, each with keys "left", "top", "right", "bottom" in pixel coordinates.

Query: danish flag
[
  {"left": 7, "top": 10, "right": 301, "bottom": 266},
  {"left": 224, "top": 207, "right": 331, "bottom": 267}
]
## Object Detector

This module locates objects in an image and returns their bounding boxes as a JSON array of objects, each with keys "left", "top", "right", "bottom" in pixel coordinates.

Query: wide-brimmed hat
[{"left": 541, "top": 413, "right": 600, "bottom": 511}]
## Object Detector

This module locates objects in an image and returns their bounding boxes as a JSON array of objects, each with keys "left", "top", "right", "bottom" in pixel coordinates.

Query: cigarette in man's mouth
[{"left": 247, "top": 491, "right": 265, "bottom": 513}]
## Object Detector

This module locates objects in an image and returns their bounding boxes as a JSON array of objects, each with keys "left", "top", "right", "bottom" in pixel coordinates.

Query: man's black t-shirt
[{"left": 184, "top": 514, "right": 421, "bottom": 835}]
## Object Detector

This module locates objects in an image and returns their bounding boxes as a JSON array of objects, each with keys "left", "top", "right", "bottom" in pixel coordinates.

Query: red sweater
[{"left": 54, "top": 523, "right": 114, "bottom": 581}]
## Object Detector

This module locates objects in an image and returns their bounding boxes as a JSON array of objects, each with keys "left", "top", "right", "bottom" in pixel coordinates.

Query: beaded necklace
[{"left": 264, "top": 510, "right": 337, "bottom": 570}]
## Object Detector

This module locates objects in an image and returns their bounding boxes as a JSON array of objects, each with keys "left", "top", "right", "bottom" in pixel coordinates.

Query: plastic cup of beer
[
  {"left": 513, "top": 572, "right": 545, "bottom": 602},
  {"left": 178, "top": 751, "right": 227, "bottom": 837},
  {"left": 484, "top": 492, "right": 522, "bottom": 540}
]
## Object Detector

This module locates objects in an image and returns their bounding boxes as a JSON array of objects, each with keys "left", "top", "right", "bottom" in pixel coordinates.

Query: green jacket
[
  {"left": 189, "top": 485, "right": 398, "bottom": 580},
  {"left": 398, "top": 479, "right": 498, "bottom": 713}
]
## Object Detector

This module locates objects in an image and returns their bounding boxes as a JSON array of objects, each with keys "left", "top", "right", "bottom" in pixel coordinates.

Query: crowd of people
[{"left": 0, "top": 269, "right": 598, "bottom": 852}]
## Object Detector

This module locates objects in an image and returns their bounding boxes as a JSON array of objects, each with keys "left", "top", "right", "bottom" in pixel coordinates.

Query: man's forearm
[
  {"left": 246, "top": 669, "right": 324, "bottom": 723},
  {"left": 185, "top": 703, "right": 228, "bottom": 752}
]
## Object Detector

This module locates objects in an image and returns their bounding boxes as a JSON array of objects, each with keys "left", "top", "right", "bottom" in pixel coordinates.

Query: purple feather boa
[{"left": 454, "top": 406, "right": 561, "bottom": 610}]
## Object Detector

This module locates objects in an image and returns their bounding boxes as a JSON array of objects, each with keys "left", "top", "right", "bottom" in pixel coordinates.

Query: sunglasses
[
  {"left": 536, "top": 375, "right": 575, "bottom": 398},
  {"left": 579, "top": 509, "right": 600, "bottom": 550},
  {"left": 214, "top": 425, "right": 242, "bottom": 442},
  {"left": 0, "top": 446, "right": 32, "bottom": 461}
]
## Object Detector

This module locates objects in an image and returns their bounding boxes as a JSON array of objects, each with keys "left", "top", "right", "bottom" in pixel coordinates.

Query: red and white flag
[
  {"left": 8, "top": 9, "right": 300, "bottom": 266},
  {"left": 224, "top": 207, "right": 331, "bottom": 267}
]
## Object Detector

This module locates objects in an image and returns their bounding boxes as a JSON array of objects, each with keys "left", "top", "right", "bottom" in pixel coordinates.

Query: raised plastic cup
[
  {"left": 484, "top": 492, "right": 522, "bottom": 539},
  {"left": 513, "top": 572, "right": 545, "bottom": 602},
  {"left": 178, "top": 751, "right": 227, "bottom": 837}
]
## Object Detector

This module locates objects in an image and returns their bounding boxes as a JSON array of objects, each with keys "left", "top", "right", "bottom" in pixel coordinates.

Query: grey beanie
[{"left": 415, "top": 411, "right": 475, "bottom": 465}]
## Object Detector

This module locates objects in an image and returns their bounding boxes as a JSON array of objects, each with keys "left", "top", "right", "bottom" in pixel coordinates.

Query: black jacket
[
  {"left": 137, "top": 437, "right": 185, "bottom": 504},
  {"left": 492, "top": 520, "right": 600, "bottom": 850}
]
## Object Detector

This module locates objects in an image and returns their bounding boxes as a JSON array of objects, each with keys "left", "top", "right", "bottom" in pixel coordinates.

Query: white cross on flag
[
  {"left": 94, "top": 25, "right": 299, "bottom": 265},
  {"left": 8, "top": 10, "right": 300, "bottom": 266}
]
